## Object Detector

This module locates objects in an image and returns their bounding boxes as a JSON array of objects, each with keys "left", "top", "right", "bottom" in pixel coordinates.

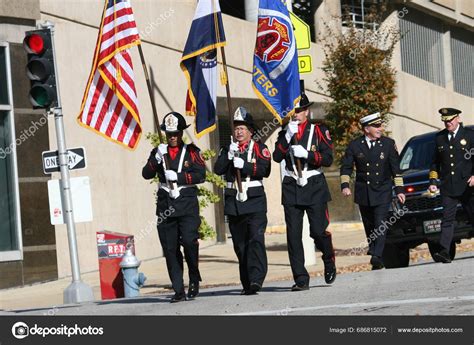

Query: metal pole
[
  {"left": 42, "top": 21, "right": 94, "bottom": 304},
  {"left": 219, "top": 46, "right": 243, "bottom": 193},
  {"left": 137, "top": 44, "right": 174, "bottom": 189}
]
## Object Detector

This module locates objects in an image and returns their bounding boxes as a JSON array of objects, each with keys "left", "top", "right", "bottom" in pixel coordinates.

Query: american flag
[{"left": 77, "top": 0, "right": 141, "bottom": 150}]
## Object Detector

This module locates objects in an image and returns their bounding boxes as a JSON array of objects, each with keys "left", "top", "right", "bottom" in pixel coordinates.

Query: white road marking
[{"left": 230, "top": 295, "right": 474, "bottom": 316}]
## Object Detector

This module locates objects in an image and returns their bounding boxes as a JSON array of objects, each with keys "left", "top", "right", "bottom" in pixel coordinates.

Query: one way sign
[{"left": 42, "top": 147, "right": 87, "bottom": 174}]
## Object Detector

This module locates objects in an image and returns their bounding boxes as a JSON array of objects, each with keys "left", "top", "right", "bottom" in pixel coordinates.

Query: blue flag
[
  {"left": 181, "top": 0, "right": 226, "bottom": 138},
  {"left": 252, "top": 0, "right": 301, "bottom": 123}
]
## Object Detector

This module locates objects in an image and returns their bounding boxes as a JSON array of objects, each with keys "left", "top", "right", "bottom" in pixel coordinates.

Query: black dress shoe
[
  {"left": 291, "top": 283, "right": 309, "bottom": 292},
  {"left": 324, "top": 265, "right": 337, "bottom": 284},
  {"left": 170, "top": 292, "right": 186, "bottom": 303},
  {"left": 433, "top": 249, "right": 452, "bottom": 263},
  {"left": 240, "top": 288, "right": 257, "bottom": 295},
  {"left": 370, "top": 256, "right": 385, "bottom": 270},
  {"left": 249, "top": 282, "right": 262, "bottom": 293},
  {"left": 187, "top": 282, "right": 199, "bottom": 299}
]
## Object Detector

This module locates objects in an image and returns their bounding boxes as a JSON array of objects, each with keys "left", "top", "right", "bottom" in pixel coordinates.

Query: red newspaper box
[{"left": 96, "top": 231, "right": 134, "bottom": 300}]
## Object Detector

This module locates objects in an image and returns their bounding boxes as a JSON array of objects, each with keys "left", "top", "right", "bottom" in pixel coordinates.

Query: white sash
[{"left": 160, "top": 144, "right": 189, "bottom": 198}]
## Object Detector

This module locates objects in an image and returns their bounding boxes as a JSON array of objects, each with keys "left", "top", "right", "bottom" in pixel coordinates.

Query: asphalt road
[{"left": 4, "top": 252, "right": 474, "bottom": 316}]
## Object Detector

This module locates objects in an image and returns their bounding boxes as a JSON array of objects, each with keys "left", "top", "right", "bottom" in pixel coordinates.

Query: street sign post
[
  {"left": 42, "top": 147, "right": 87, "bottom": 174},
  {"left": 37, "top": 21, "right": 94, "bottom": 304}
]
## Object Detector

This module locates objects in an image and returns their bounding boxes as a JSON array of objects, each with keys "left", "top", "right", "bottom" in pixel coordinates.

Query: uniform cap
[
  {"left": 360, "top": 112, "right": 383, "bottom": 126},
  {"left": 439, "top": 107, "right": 461, "bottom": 121}
]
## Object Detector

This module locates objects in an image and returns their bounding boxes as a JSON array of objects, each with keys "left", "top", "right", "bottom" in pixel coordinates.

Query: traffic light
[{"left": 23, "top": 29, "right": 58, "bottom": 109}]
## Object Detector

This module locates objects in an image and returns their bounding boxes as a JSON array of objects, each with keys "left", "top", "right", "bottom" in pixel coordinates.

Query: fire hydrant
[{"left": 119, "top": 248, "right": 147, "bottom": 298}]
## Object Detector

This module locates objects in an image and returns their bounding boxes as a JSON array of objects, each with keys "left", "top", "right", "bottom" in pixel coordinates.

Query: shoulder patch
[
  {"left": 325, "top": 129, "right": 332, "bottom": 141},
  {"left": 262, "top": 147, "right": 271, "bottom": 158}
]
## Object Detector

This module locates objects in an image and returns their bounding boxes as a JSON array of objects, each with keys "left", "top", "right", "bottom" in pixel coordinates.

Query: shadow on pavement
[
  {"left": 95, "top": 296, "right": 169, "bottom": 305},
  {"left": 8, "top": 305, "right": 79, "bottom": 313}
]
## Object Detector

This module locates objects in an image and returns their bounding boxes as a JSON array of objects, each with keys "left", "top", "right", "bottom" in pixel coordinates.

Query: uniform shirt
[
  {"left": 429, "top": 125, "right": 474, "bottom": 197},
  {"left": 142, "top": 143, "right": 206, "bottom": 216},
  {"left": 214, "top": 140, "right": 271, "bottom": 216},
  {"left": 340, "top": 136, "right": 404, "bottom": 206},
  {"left": 273, "top": 122, "right": 333, "bottom": 206}
]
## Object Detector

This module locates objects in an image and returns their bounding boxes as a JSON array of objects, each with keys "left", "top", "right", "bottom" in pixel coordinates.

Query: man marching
[
  {"left": 273, "top": 92, "right": 337, "bottom": 291},
  {"left": 428, "top": 108, "right": 474, "bottom": 263},
  {"left": 142, "top": 112, "right": 206, "bottom": 303},
  {"left": 340, "top": 112, "right": 405, "bottom": 270},
  {"left": 214, "top": 107, "right": 271, "bottom": 295}
]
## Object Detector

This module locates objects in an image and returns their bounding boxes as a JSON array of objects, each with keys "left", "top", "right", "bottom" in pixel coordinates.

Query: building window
[
  {"left": 399, "top": 9, "right": 446, "bottom": 87},
  {"left": 341, "top": 0, "right": 380, "bottom": 30},
  {"left": 0, "top": 43, "right": 22, "bottom": 262},
  {"left": 450, "top": 27, "right": 474, "bottom": 98}
]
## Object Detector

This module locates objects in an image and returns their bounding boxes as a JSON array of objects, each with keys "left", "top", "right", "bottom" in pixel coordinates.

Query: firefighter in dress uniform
[
  {"left": 273, "top": 93, "right": 337, "bottom": 291},
  {"left": 428, "top": 108, "right": 474, "bottom": 263},
  {"left": 142, "top": 112, "right": 206, "bottom": 303},
  {"left": 340, "top": 112, "right": 405, "bottom": 270},
  {"left": 214, "top": 107, "right": 271, "bottom": 295}
]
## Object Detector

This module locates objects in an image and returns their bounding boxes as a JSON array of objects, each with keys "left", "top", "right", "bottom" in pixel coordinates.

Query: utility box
[{"left": 96, "top": 231, "right": 134, "bottom": 300}]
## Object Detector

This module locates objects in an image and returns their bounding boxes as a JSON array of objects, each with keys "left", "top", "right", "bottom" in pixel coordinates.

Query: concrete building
[{"left": 0, "top": 0, "right": 472, "bottom": 289}]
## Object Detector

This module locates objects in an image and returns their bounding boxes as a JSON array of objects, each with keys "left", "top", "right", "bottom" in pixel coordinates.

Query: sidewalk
[{"left": 0, "top": 222, "right": 367, "bottom": 311}]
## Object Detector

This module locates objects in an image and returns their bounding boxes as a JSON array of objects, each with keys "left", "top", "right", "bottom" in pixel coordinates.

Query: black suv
[{"left": 383, "top": 126, "right": 474, "bottom": 268}]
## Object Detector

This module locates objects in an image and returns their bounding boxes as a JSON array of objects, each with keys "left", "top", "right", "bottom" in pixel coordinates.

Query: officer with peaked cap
[
  {"left": 273, "top": 92, "right": 337, "bottom": 291},
  {"left": 214, "top": 107, "right": 271, "bottom": 295},
  {"left": 428, "top": 108, "right": 474, "bottom": 263},
  {"left": 142, "top": 112, "right": 206, "bottom": 302},
  {"left": 340, "top": 112, "right": 405, "bottom": 269}
]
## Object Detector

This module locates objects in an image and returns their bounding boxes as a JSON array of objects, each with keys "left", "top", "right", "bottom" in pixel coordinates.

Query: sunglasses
[{"left": 370, "top": 123, "right": 383, "bottom": 128}]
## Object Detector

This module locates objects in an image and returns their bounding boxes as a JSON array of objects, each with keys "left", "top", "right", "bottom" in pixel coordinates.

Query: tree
[{"left": 318, "top": 4, "right": 400, "bottom": 162}]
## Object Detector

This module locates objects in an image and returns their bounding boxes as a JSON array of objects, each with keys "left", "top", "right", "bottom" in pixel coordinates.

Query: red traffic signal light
[
  {"left": 23, "top": 29, "right": 58, "bottom": 109},
  {"left": 23, "top": 33, "right": 45, "bottom": 54}
]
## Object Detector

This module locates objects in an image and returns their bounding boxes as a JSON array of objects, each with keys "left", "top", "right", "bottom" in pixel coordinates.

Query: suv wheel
[
  {"left": 428, "top": 242, "right": 456, "bottom": 262},
  {"left": 382, "top": 244, "right": 410, "bottom": 268}
]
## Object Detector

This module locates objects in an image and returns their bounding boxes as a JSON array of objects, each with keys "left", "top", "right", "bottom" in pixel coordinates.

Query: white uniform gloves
[
  {"left": 227, "top": 141, "right": 239, "bottom": 160},
  {"left": 291, "top": 145, "right": 308, "bottom": 159},
  {"left": 155, "top": 143, "right": 168, "bottom": 164},
  {"left": 285, "top": 120, "right": 299, "bottom": 143}
]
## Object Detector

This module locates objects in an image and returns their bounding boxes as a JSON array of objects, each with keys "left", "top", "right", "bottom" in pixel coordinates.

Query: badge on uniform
[
  {"left": 380, "top": 152, "right": 385, "bottom": 160},
  {"left": 460, "top": 139, "right": 467, "bottom": 146},
  {"left": 358, "top": 152, "right": 365, "bottom": 158},
  {"left": 311, "top": 145, "right": 317, "bottom": 152},
  {"left": 262, "top": 148, "right": 271, "bottom": 158},
  {"left": 325, "top": 130, "right": 331, "bottom": 141},
  {"left": 184, "top": 161, "right": 190, "bottom": 168}
]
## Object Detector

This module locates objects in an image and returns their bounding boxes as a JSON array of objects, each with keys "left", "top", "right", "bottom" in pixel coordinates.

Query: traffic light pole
[{"left": 42, "top": 21, "right": 94, "bottom": 304}]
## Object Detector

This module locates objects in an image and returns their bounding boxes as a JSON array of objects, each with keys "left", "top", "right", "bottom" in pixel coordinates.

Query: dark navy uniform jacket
[
  {"left": 142, "top": 144, "right": 206, "bottom": 217},
  {"left": 340, "top": 136, "right": 403, "bottom": 206},
  {"left": 273, "top": 121, "right": 333, "bottom": 206},
  {"left": 214, "top": 140, "right": 271, "bottom": 216},
  {"left": 429, "top": 125, "right": 474, "bottom": 197}
]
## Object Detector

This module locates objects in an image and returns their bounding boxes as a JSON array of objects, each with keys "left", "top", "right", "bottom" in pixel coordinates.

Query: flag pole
[
  {"left": 137, "top": 43, "right": 174, "bottom": 190},
  {"left": 213, "top": 0, "right": 243, "bottom": 194},
  {"left": 219, "top": 47, "right": 243, "bottom": 193},
  {"left": 292, "top": 80, "right": 305, "bottom": 179}
]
